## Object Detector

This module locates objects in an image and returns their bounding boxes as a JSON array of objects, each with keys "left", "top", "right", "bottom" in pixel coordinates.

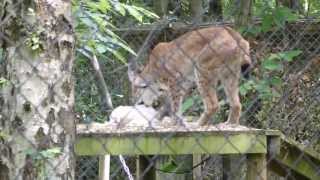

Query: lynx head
[{"left": 128, "top": 58, "right": 166, "bottom": 108}]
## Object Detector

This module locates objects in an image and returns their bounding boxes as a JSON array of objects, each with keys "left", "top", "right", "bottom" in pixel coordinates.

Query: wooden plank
[
  {"left": 274, "top": 139, "right": 320, "bottom": 179},
  {"left": 247, "top": 154, "right": 267, "bottom": 180},
  {"left": 75, "top": 133, "right": 267, "bottom": 156},
  {"left": 267, "top": 133, "right": 320, "bottom": 179}
]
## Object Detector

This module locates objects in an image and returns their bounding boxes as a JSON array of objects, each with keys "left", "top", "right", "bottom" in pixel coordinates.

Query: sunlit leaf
[
  {"left": 96, "top": 44, "right": 108, "bottom": 54},
  {"left": 131, "top": 5, "right": 159, "bottom": 19},
  {"left": 124, "top": 5, "right": 143, "bottom": 22},
  {"left": 113, "top": 3, "right": 126, "bottom": 16},
  {"left": 99, "top": 0, "right": 111, "bottom": 13}
]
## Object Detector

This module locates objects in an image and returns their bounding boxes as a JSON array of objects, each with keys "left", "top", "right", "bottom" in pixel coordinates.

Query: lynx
[{"left": 129, "top": 26, "right": 251, "bottom": 126}]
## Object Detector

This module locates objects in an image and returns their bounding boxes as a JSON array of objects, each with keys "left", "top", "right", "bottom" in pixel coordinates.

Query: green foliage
[
  {"left": 160, "top": 159, "right": 178, "bottom": 173},
  {"left": 74, "top": 0, "right": 158, "bottom": 63},
  {"left": 0, "top": 77, "right": 8, "bottom": 88},
  {"left": 24, "top": 8, "right": 45, "bottom": 53},
  {"left": 242, "top": 5, "right": 299, "bottom": 36},
  {"left": 25, "top": 147, "right": 62, "bottom": 179},
  {"left": 240, "top": 50, "right": 302, "bottom": 99},
  {"left": 74, "top": 0, "right": 158, "bottom": 122},
  {"left": 26, "top": 147, "right": 62, "bottom": 160},
  {"left": 181, "top": 95, "right": 200, "bottom": 114},
  {"left": 0, "top": 131, "right": 8, "bottom": 140}
]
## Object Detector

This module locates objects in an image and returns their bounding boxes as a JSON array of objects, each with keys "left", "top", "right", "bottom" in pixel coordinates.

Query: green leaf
[
  {"left": 131, "top": 5, "right": 159, "bottom": 19},
  {"left": 80, "top": 17, "right": 97, "bottom": 29},
  {"left": 181, "top": 97, "right": 195, "bottom": 114},
  {"left": 269, "top": 77, "right": 282, "bottom": 87},
  {"left": 262, "top": 58, "right": 282, "bottom": 71},
  {"left": 86, "top": 2, "right": 100, "bottom": 11},
  {"left": 113, "top": 3, "right": 126, "bottom": 16},
  {"left": 40, "top": 147, "right": 62, "bottom": 159},
  {"left": 97, "top": 34, "right": 136, "bottom": 55},
  {"left": 124, "top": 5, "right": 143, "bottom": 22},
  {"left": 239, "top": 80, "right": 254, "bottom": 96},
  {"left": 261, "top": 15, "right": 273, "bottom": 32},
  {"left": 108, "top": 48, "right": 127, "bottom": 63},
  {"left": 279, "top": 50, "right": 302, "bottom": 62},
  {"left": 99, "top": 0, "right": 111, "bottom": 13},
  {"left": 0, "top": 77, "right": 8, "bottom": 85},
  {"left": 160, "top": 161, "right": 178, "bottom": 172},
  {"left": 96, "top": 44, "right": 108, "bottom": 54}
]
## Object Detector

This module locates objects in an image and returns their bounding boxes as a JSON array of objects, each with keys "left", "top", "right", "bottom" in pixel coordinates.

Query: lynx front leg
[
  {"left": 195, "top": 70, "right": 219, "bottom": 126},
  {"left": 168, "top": 90, "right": 186, "bottom": 126}
]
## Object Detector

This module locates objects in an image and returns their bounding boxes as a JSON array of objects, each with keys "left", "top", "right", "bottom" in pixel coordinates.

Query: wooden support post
[
  {"left": 222, "top": 155, "right": 244, "bottom": 180},
  {"left": 193, "top": 155, "right": 202, "bottom": 180},
  {"left": 136, "top": 155, "right": 156, "bottom": 180},
  {"left": 99, "top": 155, "right": 110, "bottom": 180},
  {"left": 247, "top": 154, "right": 267, "bottom": 180},
  {"left": 222, "top": 155, "right": 231, "bottom": 180}
]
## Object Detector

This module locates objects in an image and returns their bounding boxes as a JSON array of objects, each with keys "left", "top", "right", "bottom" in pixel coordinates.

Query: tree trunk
[
  {"left": 190, "top": 0, "right": 204, "bottom": 23},
  {"left": 0, "top": 0, "right": 75, "bottom": 179},
  {"left": 235, "top": 0, "right": 252, "bottom": 27},
  {"left": 277, "top": 0, "right": 302, "bottom": 12}
]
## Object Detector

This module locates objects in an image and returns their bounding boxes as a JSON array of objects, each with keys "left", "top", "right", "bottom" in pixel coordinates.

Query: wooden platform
[
  {"left": 75, "top": 122, "right": 320, "bottom": 180},
  {"left": 76, "top": 122, "right": 280, "bottom": 156}
]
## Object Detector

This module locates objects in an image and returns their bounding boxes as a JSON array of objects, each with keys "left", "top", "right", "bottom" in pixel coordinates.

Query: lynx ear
[
  {"left": 128, "top": 58, "right": 148, "bottom": 87},
  {"left": 128, "top": 57, "right": 138, "bottom": 83}
]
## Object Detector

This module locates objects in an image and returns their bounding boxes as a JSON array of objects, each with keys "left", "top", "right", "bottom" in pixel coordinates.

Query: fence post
[
  {"left": 247, "top": 154, "right": 267, "bottom": 180},
  {"left": 193, "top": 155, "right": 202, "bottom": 180},
  {"left": 99, "top": 155, "right": 110, "bottom": 180}
]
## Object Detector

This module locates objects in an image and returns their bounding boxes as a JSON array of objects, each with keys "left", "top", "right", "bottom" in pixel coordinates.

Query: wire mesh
[{"left": 0, "top": 0, "right": 319, "bottom": 180}]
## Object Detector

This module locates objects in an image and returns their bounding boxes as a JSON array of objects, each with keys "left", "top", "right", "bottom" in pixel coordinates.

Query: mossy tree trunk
[{"left": 0, "top": 0, "right": 75, "bottom": 179}]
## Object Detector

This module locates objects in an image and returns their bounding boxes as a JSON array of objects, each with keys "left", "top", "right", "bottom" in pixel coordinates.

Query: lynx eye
[{"left": 136, "top": 83, "right": 148, "bottom": 88}]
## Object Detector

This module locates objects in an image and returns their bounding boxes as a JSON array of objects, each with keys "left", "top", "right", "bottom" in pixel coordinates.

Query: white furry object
[{"left": 109, "top": 105, "right": 160, "bottom": 127}]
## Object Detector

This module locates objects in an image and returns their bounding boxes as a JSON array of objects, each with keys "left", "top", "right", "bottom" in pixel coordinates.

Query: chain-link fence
[
  {"left": 75, "top": 17, "right": 320, "bottom": 179},
  {"left": 0, "top": 0, "right": 319, "bottom": 180},
  {"left": 74, "top": 1, "right": 320, "bottom": 179}
]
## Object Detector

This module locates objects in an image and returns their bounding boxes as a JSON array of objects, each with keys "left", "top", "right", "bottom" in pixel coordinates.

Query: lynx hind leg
[
  {"left": 222, "top": 67, "right": 241, "bottom": 125},
  {"left": 195, "top": 70, "right": 219, "bottom": 126}
]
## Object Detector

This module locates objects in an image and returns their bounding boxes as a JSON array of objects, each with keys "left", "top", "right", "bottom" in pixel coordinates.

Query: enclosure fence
[{"left": 0, "top": 0, "right": 319, "bottom": 180}]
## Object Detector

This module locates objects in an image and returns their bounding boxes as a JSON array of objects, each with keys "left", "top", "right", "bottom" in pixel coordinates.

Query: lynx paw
[
  {"left": 216, "top": 121, "right": 239, "bottom": 128},
  {"left": 198, "top": 117, "right": 211, "bottom": 126}
]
